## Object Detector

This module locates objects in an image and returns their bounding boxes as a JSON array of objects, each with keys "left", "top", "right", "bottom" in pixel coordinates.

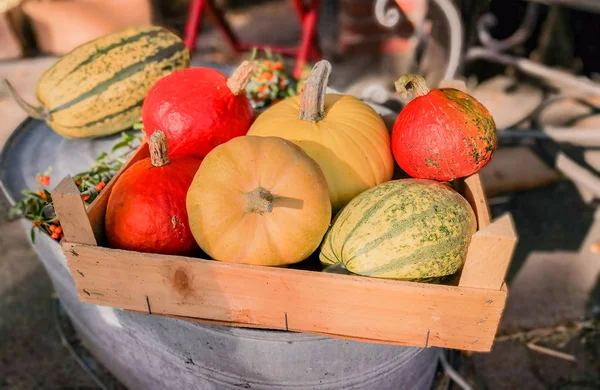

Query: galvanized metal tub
[{"left": 0, "top": 117, "right": 441, "bottom": 390}]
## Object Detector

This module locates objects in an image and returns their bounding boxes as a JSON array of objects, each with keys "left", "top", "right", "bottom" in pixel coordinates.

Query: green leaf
[
  {"left": 30, "top": 227, "right": 36, "bottom": 243},
  {"left": 8, "top": 205, "right": 22, "bottom": 219},
  {"left": 95, "top": 152, "right": 108, "bottom": 161},
  {"left": 111, "top": 133, "right": 134, "bottom": 153}
]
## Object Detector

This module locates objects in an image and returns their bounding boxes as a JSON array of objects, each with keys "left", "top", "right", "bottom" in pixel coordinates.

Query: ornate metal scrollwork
[{"left": 374, "top": 0, "right": 402, "bottom": 28}]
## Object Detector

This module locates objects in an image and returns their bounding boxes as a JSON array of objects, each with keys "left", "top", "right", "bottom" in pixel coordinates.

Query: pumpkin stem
[
  {"left": 149, "top": 130, "right": 170, "bottom": 167},
  {"left": 2, "top": 79, "right": 51, "bottom": 121},
  {"left": 244, "top": 187, "right": 274, "bottom": 215},
  {"left": 227, "top": 60, "right": 256, "bottom": 96},
  {"left": 299, "top": 60, "right": 332, "bottom": 123},
  {"left": 394, "top": 74, "right": 430, "bottom": 99}
]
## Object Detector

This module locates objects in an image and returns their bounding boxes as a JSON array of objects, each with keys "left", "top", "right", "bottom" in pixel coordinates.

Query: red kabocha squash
[
  {"left": 105, "top": 131, "right": 201, "bottom": 255},
  {"left": 141, "top": 61, "right": 255, "bottom": 159},
  {"left": 391, "top": 74, "right": 498, "bottom": 181}
]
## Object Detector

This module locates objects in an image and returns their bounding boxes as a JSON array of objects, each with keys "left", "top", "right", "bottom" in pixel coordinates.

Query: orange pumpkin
[
  {"left": 186, "top": 136, "right": 332, "bottom": 266},
  {"left": 105, "top": 131, "right": 201, "bottom": 255}
]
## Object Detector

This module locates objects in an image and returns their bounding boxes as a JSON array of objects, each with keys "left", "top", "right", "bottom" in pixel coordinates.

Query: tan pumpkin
[
  {"left": 247, "top": 60, "right": 394, "bottom": 211},
  {"left": 186, "top": 135, "right": 332, "bottom": 266}
]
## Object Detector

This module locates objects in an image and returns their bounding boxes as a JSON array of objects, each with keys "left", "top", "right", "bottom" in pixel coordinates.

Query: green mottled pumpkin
[
  {"left": 320, "top": 179, "right": 477, "bottom": 280},
  {"left": 3, "top": 25, "right": 190, "bottom": 138}
]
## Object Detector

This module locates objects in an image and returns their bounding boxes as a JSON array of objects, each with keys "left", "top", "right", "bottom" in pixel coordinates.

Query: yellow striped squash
[
  {"left": 4, "top": 25, "right": 190, "bottom": 138},
  {"left": 320, "top": 179, "right": 477, "bottom": 281}
]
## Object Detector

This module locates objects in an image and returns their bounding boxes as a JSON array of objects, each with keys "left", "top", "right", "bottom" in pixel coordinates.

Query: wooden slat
[
  {"left": 86, "top": 142, "right": 150, "bottom": 244},
  {"left": 64, "top": 242, "right": 507, "bottom": 352},
  {"left": 459, "top": 213, "right": 518, "bottom": 290},
  {"left": 51, "top": 176, "right": 97, "bottom": 245},
  {"left": 462, "top": 174, "right": 491, "bottom": 229},
  {"left": 128, "top": 310, "right": 463, "bottom": 348}
]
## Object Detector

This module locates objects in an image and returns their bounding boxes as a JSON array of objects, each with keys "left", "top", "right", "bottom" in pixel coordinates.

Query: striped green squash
[
  {"left": 320, "top": 179, "right": 477, "bottom": 281},
  {"left": 4, "top": 25, "right": 189, "bottom": 138}
]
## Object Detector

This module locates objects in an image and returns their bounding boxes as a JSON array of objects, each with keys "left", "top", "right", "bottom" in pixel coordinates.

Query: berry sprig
[
  {"left": 244, "top": 49, "right": 310, "bottom": 109},
  {"left": 8, "top": 131, "right": 143, "bottom": 242}
]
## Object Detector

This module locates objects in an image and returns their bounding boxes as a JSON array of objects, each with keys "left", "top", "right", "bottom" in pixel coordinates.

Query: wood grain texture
[
  {"left": 65, "top": 242, "right": 507, "bottom": 352},
  {"left": 459, "top": 213, "right": 518, "bottom": 290},
  {"left": 51, "top": 176, "right": 97, "bottom": 245},
  {"left": 462, "top": 174, "right": 491, "bottom": 229}
]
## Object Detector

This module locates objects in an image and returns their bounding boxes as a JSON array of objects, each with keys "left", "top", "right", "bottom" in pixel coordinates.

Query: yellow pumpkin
[
  {"left": 247, "top": 60, "right": 394, "bottom": 211},
  {"left": 186, "top": 135, "right": 332, "bottom": 266}
]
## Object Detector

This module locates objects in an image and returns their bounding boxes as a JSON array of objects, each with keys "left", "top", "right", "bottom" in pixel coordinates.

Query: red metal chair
[{"left": 183, "top": 0, "right": 322, "bottom": 78}]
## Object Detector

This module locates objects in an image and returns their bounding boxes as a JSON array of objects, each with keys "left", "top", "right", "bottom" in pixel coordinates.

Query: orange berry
[
  {"left": 260, "top": 72, "right": 273, "bottom": 81},
  {"left": 272, "top": 62, "right": 284, "bottom": 71},
  {"left": 95, "top": 182, "right": 106, "bottom": 191},
  {"left": 51, "top": 232, "right": 60, "bottom": 239},
  {"left": 81, "top": 194, "right": 90, "bottom": 201},
  {"left": 262, "top": 60, "right": 271, "bottom": 67},
  {"left": 38, "top": 175, "right": 49, "bottom": 186},
  {"left": 49, "top": 225, "right": 57, "bottom": 232},
  {"left": 55, "top": 226, "right": 63, "bottom": 234},
  {"left": 75, "top": 180, "right": 82, "bottom": 185}
]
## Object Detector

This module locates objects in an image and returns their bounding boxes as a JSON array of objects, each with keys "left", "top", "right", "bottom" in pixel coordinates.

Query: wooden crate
[{"left": 51, "top": 142, "right": 517, "bottom": 353}]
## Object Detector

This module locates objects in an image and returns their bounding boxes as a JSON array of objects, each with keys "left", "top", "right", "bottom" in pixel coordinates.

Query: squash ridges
[
  {"left": 56, "top": 98, "right": 145, "bottom": 129},
  {"left": 320, "top": 179, "right": 477, "bottom": 280},
  {"left": 49, "top": 41, "right": 186, "bottom": 114},
  {"left": 54, "top": 29, "right": 165, "bottom": 87},
  {"left": 339, "top": 184, "right": 411, "bottom": 255}
]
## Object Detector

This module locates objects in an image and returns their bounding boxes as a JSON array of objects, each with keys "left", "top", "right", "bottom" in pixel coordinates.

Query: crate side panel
[
  {"left": 463, "top": 174, "right": 491, "bottom": 229},
  {"left": 65, "top": 243, "right": 506, "bottom": 352}
]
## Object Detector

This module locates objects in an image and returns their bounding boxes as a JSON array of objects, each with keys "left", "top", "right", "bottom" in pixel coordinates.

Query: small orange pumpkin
[
  {"left": 105, "top": 131, "right": 201, "bottom": 255},
  {"left": 186, "top": 136, "right": 332, "bottom": 266}
]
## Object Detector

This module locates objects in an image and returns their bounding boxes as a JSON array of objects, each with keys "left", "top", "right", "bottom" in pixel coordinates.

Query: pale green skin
[{"left": 320, "top": 179, "right": 477, "bottom": 281}]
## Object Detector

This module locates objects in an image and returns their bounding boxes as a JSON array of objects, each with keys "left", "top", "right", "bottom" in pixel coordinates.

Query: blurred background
[{"left": 1, "top": 0, "right": 599, "bottom": 389}]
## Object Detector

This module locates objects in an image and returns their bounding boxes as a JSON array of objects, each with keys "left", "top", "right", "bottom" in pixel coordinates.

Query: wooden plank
[
  {"left": 128, "top": 309, "right": 450, "bottom": 348},
  {"left": 51, "top": 176, "right": 97, "bottom": 245},
  {"left": 64, "top": 242, "right": 507, "bottom": 352},
  {"left": 459, "top": 213, "right": 518, "bottom": 290},
  {"left": 86, "top": 142, "right": 150, "bottom": 244},
  {"left": 462, "top": 174, "right": 491, "bottom": 229}
]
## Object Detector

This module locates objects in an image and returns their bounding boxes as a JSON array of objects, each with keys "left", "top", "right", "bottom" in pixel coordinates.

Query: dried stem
[
  {"left": 394, "top": 74, "right": 430, "bottom": 99},
  {"left": 227, "top": 61, "right": 256, "bottom": 95},
  {"left": 244, "top": 187, "right": 274, "bottom": 215},
  {"left": 298, "top": 60, "right": 332, "bottom": 123},
  {"left": 149, "top": 131, "right": 170, "bottom": 167}
]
